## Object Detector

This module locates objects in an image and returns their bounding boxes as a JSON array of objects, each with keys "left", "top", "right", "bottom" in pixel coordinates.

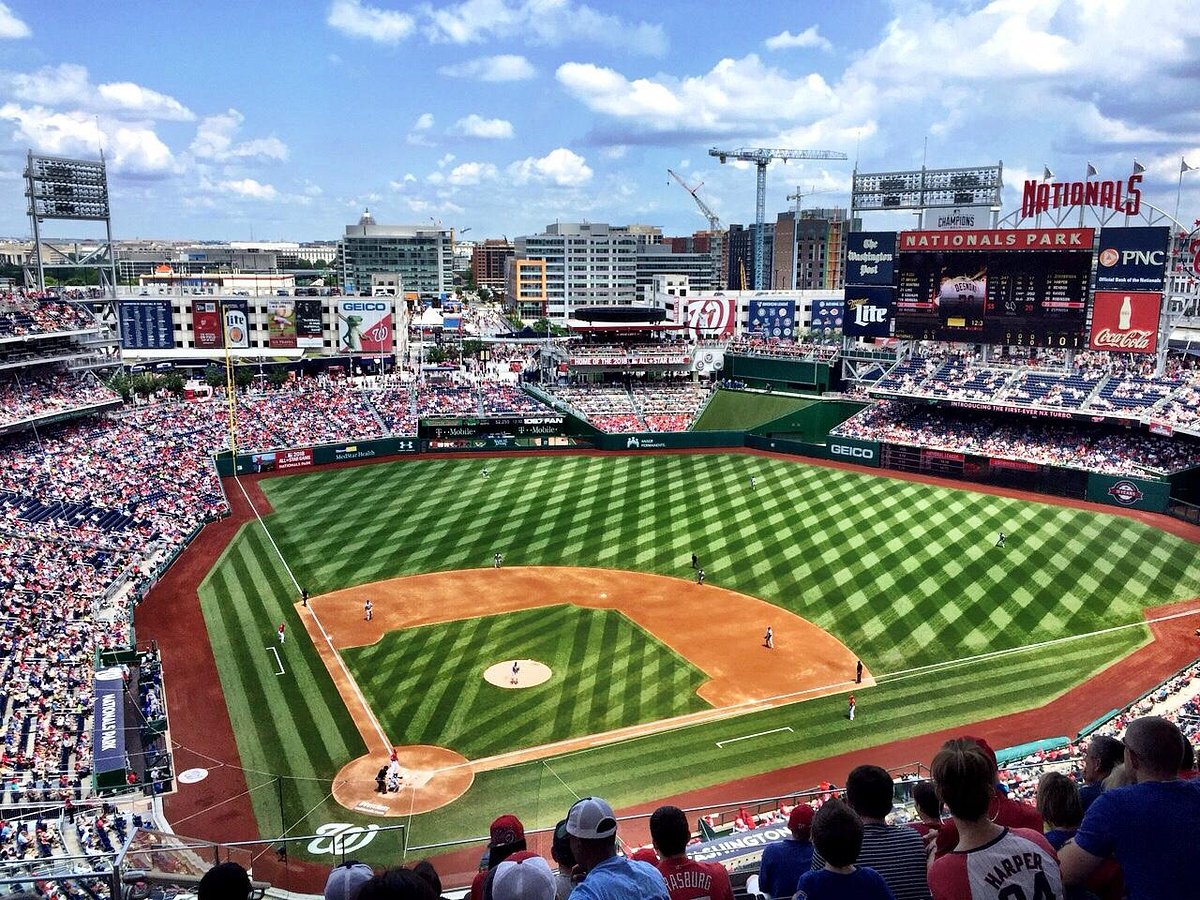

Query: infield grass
[{"left": 195, "top": 452, "right": 1199, "bottom": 859}]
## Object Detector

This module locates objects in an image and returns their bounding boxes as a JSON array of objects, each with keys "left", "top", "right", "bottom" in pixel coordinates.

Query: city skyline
[{"left": 2, "top": 0, "right": 1199, "bottom": 242}]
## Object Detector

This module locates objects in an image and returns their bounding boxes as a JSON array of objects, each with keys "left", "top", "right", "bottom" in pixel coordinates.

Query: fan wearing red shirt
[{"left": 650, "top": 805, "right": 733, "bottom": 900}]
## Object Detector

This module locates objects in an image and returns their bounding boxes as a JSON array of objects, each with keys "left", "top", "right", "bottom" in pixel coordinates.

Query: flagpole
[{"left": 1175, "top": 156, "right": 1186, "bottom": 223}]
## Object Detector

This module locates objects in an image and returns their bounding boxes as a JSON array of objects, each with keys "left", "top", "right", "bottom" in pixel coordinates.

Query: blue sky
[{"left": 2, "top": 0, "right": 1199, "bottom": 241}]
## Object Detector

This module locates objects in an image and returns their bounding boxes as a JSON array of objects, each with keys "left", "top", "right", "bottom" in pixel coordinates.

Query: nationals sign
[
  {"left": 1089, "top": 291, "right": 1160, "bottom": 354},
  {"left": 679, "top": 296, "right": 736, "bottom": 341}
]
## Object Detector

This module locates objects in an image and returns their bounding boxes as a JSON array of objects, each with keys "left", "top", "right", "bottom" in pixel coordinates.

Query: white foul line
[
  {"left": 716, "top": 726, "right": 793, "bottom": 748},
  {"left": 265, "top": 646, "right": 285, "bottom": 676}
]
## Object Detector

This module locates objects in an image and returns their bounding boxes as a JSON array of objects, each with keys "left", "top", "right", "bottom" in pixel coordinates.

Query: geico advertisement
[{"left": 336, "top": 300, "right": 393, "bottom": 352}]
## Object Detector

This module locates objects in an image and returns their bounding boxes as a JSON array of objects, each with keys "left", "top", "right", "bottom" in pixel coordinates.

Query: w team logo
[{"left": 684, "top": 297, "right": 735, "bottom": 341}]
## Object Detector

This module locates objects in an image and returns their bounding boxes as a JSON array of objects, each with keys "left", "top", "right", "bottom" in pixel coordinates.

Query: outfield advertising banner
[
  {"left": 842, "top": 285, "right": 895, "bottom": 338},
  {"left": 118, "top": 299, "right": 174, "bottom": 349},
  {"left": 92, "top": 668, "right": 125, "bottom": 776},
  {"left": 845, "top": 232, "right": 897, "bottom": 285},
  {"left": 748, "top": 299, "right": 796, "bottom": 338},
  {"left": 223, "top": 297, "right": 250, "bottom": 349},
  {"left": 679, "top": 296, "right": 736, "bottom": 341},
  {"left": 827, "top": 436, "right": 880, "bottom": 467},
  {"left": 192, "top": 299, "right": 223, "bottom": 349},
  {"left": 1085, "top": 473, "right": 1170, "bottom": 513},
  {"left": 337, "top": 299, "right": 392, "bottom": 353},
  {"left": 1089, "top": 291, "right": 1160, "bottom": 354},
  {"left": 810, "top": 297, "right": 844, "bottom": 333},
  {"left": 268, "top": 299, "right": 297, "bottom": 349},
  {"left": 1094, "top": 226, "right": 1170, "bottom": 291},
  {"left": 276, "top": 447, "right": 314, "bottom": 470},
  {"left": 295, "top": 299, "right": 325, "bottom": 348}
]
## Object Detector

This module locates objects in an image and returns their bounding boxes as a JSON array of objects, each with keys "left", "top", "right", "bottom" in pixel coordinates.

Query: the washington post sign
[{"left": 843, "top": 232, "right": 897, "bottom": 338}]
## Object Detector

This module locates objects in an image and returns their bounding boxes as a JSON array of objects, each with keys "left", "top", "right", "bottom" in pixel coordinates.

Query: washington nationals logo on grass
[
  {"left": 307, "top": 822, "right": 380, "bottom": 855},
  {"left": 1107, "top": 481, "right": 1144, "bottom": 505}
]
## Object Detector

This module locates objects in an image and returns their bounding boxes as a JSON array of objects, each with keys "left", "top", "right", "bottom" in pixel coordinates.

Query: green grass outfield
[
  {"left": 692, "top": 390, "right": 812, "bottom": 431},
  {"left": 196, "top": 453, "right": 1199, "bottom": 862}
]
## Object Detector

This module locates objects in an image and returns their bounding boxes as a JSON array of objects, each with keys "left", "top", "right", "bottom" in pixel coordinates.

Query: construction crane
[
  {"left": 666, "top": 168, "right": 721, "bottom": 232},
  {"left": 709, "top": 147, "right": 848, "bottom": 290},
  {"left": 786, "top": 184, "right": 833, "bottom": 217}
]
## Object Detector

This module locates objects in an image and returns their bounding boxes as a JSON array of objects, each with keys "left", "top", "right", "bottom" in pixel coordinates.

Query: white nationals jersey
[{"left": 928, "top": 827, "right": 1062, "bottom": 900}]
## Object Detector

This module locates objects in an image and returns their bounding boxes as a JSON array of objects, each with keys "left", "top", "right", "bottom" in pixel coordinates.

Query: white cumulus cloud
[
  {"left": 190, "top": 110, "right": 287, "bottom": 161},
  {"left": 219, "top": 178, "right": 278, "bottom": 200},
  {"left": 438, "top": 54, "right": 536, "bottom": 81},
  {"left": 446, "top": 161, "right": 499, "bottom": 185},
  {"left": 0, "top": 103, "right": 176, "bottom": 175},
  {"left": 0, "top": 3, "right": 30, "bottom": 39},
  {"left": 764, "top": 27, "right": 831, "bottom": 52},
  {"left": 6, "top": 64, "right": 194, "bottom": 121},
  {"left": 455, "top": 114, "right": 514, "bottom": 139},
  {"left": 507, "top": 147, "right": 592, "bottom": 186},
  {"left": 327, "top": 0, "right": 415, "bottom": 43}
]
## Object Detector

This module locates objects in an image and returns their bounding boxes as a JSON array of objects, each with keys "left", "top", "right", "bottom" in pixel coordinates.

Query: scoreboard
[{"left": 894, "top": 228, "right": 1094, "bottom": 347}]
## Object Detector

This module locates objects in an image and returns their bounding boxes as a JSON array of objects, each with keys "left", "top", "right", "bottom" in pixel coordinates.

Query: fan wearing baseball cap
[
  {"left": 565, "top": 796, "right": 669, "bottom": 900},
  {"left": 649, "top": 805, "right": 732, "bottom": 900},
  {"left": 492, "top": 852, "right": 557, "bottom": 900},
  {"left": 471, "top": 814, "right": 528, "bottom": 900},
  {"left": 757, "top": 804, "right": 815, "bottom": 899}
]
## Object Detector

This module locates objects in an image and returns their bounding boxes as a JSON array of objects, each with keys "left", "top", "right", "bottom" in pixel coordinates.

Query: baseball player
[
  {"left": 750, "top": 475, "right": 757, "bottom": 489},
  {"left": 696, "top": 567, "right": 705, "bottom": 585},
  {"left": 764, "top": 626, "right": 773, "bottom": 649},
  {"left": 482, "top": 467, "right": 489, "bottom": 479},
  {"left": 848, "top": 694, "right": 856, "bottom": 721},
  {"left": 364, "top": 599, "right": 373, "bottom": 621},
  {"left": 996, "top": 531, "right": 1006, "bottom": 549},
  {"left": 277, "top": 622, "right": 285, "bottom": 645},
  {"left": 510, "top": 660, "right": 520, "bottom": 685}
]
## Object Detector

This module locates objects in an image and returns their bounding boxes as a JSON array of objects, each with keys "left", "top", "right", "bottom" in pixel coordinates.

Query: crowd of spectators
[
  {"left": 0, "top": 369, "right": 119, "bottom": 429},
  {"left": 834, "top": 400, "right": 1200, "bottom": 475},
  {"left": 0, "top": 292, "right": 97, "bottom": 339},
  {"left": 544, "top": 383, "right": 711, "bottom": 433},
  {"left": 727, "top": 337, "right": 840, "bottom": 363}
]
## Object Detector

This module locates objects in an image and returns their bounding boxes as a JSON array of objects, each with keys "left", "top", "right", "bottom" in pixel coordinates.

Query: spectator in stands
[
  {"left": 492, "top": 852, "right": 557, "bottom": 900},
  {"left": 470, "top": 814, "right": 527, "bottom": 900},
  {"left": 198, "top": 861, "right": 252, "bottom": 900},
  {"left": 928, "top": 738, "right": 1063, "bottom": 900},
  {"left": 358, "top": 867, "right": 437, "bottom": 900},
  {"left": 810, "top": 765, "right": 929, "bottom": 900},
  {"left": 1035, "top": 772, "right": 1083, "bottom": 851},
  {"left": 908, "top": 782, "right": 944, "bottom": 841},
  {"left": 550, "top": 819, "right": 576, "bottom": 900},
  {"left": 649, "top": 805, "right": 732, "bottom": 900},
  {"left": 411, "top": 861, "right": 443, "bottom": 900},
  {"left": 933, "top": 737, "right": 1042, "bottom": 858},
  {"left": 1078, "top": 735, "right": 1124, "bottom": 812},
  {"left": 564, "top": 796, "right": 668, "bottom": 900},
  {"left": 757, "top": 803, "right": 814, "bottom": 899},
  {"left": 795, "top": 799, "right": 895, "bottom": 900},
  {"left": 326, "top": 861, "right": 376, "bottom": 900},
  {"left": 1060, "top": 716, "right": 1200, "bottom": 900}
]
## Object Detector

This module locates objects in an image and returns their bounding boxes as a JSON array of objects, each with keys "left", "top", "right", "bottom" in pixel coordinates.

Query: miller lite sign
[
  {"left": 842, "top": 285, "right": 895, "bottom": 338},
  {"left": 1089, "top": 291, "right": 1160, "bottom": 355}
]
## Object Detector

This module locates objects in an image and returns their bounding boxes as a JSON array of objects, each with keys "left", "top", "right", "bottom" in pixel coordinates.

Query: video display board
[
  {"left": 268, "top": 299, "right": 297, "bottom": 349},
  {"left": 117, "top": 299, "right": 174, "bottom": 349},
  {"left": 895, "top": 228, "right": 1094, "bottom": 347},
  {"left": 294, "top": 299, "right": 324, "bottom": 348}
]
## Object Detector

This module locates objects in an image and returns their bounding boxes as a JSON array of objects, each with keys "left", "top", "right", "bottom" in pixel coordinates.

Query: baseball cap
[
  {"left": 787, "top": 804, "right": 815, "bottom": 837},
  {"left": 324, "top": 862, "right": 373, "bottom": 900},
  {"left": 489, "top": 814, "right": 526, "bottom": 848},
  {"left": 565, "top": 796, "right": 618, "bottom": 840},
  {"left": 550, "top": 819, "right": 575, "bottom": 866},
  {"left": 491, "top": 851, "right": 555, "bottom": 900}
]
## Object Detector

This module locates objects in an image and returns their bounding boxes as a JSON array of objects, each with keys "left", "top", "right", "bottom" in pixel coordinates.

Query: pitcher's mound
[{"left": 485, "top": 659, "right": 552, "bottom": 689}]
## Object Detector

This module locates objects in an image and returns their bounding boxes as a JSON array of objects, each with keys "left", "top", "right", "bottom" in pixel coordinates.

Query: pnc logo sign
[
  {"left": 1098, "top": 248, "right": 1165, "bottom": 268},
  {"left": 830, "top": 443, "right": 875, "bottom": 460}
]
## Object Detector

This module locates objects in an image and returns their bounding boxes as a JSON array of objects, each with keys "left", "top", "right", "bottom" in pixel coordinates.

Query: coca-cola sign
[{"left": 1088, "top": 290, "right": 1160, "bottom": 355}]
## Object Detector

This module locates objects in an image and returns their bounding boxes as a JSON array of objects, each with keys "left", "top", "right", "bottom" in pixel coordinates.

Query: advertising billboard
[
  {"left": 809, "top": 298, "right": 843, "bottom": 333},
  {"left": 845, "top": 232, "right": 897, "bottom": 285},
  {"left": 223, "top": 298, "right": 250, "bottom": 349},
  {"left": 922, "top": 205, "right": 993, "bottom": 231},
  {"left": 842, "top": 285, "right": 895, "bottom": 338},
  {"left": 294, "top": 299, "right": 324, "bottom": 348},
  {"left": 337, "top": 298, "right": 393, "bottom": 353},
  {"left": 267, "top": 299, "right": 297, "bottom": 349},
  {"left": 748, "top": 298, "right": 796, "bottom": 338},
  {"left": 895, "top": 228, "right": 1093, "bottom": 347},
  {"left": 192, "top": 299, "right": 223, "bottom": 349},
  {"left": 1088, "top": 290, "right": 1161, "bottom": 355},
  {"left": 1094, "top": 226, "right": 1170, "bottom": 291},
  {"left": 679, "top": 296, "right": 736, "bottom": 342},
  {"left": 92, "top": 668, "right": 125, "bottom": 777},
  {"left": 118, "top": 299, "right": 174, "bottom": 350}
]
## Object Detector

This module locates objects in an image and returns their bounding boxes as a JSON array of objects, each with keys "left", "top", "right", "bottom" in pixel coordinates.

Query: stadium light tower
[{"left": 709, "top": 147, "right": 848, "bottom": 290}]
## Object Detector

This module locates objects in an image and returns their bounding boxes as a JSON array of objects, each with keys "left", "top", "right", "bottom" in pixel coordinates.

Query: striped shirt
[{"left": 811, "top": 823, "right": 932, "bottom": 900}]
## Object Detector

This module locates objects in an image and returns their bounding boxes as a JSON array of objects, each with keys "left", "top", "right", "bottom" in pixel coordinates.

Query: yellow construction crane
[{"left": 709, "top": 147, "right": 848, "bottom": 290}]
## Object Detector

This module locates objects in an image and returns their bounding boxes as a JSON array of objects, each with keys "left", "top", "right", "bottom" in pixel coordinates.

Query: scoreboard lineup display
[{"left": 895, "top": 227, "right": 1094, "bottom": 347}]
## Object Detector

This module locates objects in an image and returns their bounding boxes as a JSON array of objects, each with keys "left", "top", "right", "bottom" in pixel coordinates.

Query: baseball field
[{"left": 191, "top": 451, "right": 1199, "bottom": 865}]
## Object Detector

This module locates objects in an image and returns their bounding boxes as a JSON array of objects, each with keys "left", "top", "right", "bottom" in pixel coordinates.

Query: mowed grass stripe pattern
[
  {"left": 193, "top": 454, "right": 1199, "bottom": 857},
  {"left": 343, "top": 606, "right": 708, "bottom": 757}
]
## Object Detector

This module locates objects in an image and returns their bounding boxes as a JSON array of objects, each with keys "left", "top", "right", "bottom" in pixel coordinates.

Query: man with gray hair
[
  {"left": 1060, "top": 716, "right": 1200, "bottom": 900},
  {"left": 1078, "top": 733, "right": 1124, "bottom": 812}
]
